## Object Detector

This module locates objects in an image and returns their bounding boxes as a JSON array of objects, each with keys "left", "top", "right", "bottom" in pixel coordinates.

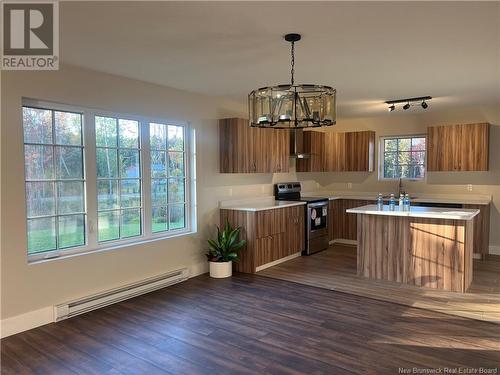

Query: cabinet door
[
  {"left": 427, "top": 123, "right": 489, "bottom": 171},
  {"left": 265, "top": 129, "right": 289, "bottom": 173},
  {"left": 285, "top": 206, "right": 305, "bottom": 254},
  {"left": 332, "top": 199, "right": 373, "bottom": 240},
  {"left": 460, "top": 123, "right": 489, "bottom": 171},
  {"left": 255, "top": 209, "right": 287, "bottom": 238},
  {"left": 296, "top": 131, "right": 325, "bottom": 172},
  {"left": 324, "top": 132, "right": 346, "bottom": 172},
  {"left": 344, "top": 131, "right": 375, "bottom": 172},
  {"left": 255, "top": 232, "right": 286, "bottom": 267},
  {"left": 220, "top": 118, "right": 255, "bottom": 173}
]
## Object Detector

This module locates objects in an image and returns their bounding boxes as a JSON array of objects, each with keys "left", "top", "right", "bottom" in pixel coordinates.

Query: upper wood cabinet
[
  {"left": 219, "top": 118, "right": 289, "bottom": 173},
  {"left": 427, "top": 123, "right": 489, "bottom": 171},
  {"left": 344, "top": 131, "right": 375, "bottom": 171},
  {"left": 297, "top": 130, "right": 375, "bottom": 172},
  {"left": 295, "top": 131, "right": 325, "bottom": 172}
]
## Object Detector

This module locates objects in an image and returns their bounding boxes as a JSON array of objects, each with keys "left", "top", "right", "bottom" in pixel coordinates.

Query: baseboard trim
[
  {"left": 0, "top": 262, "right": 207, "bottom": 339},
  {"left": 255, "top": 252, "right": 301, "bottom": 272},
  {"left": 489, "top": 245, "right": 500, "bottom": 255},
  {"left": 0, "top": 306, "right": 54, "bottom": 339}
]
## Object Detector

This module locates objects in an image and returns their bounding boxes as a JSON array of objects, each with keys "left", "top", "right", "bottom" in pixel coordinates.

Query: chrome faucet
[{"left": 398, "top": 178, "right": 405, "bottom": 196}]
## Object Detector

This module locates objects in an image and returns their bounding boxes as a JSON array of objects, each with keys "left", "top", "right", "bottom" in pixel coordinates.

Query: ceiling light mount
[
  {"left": 385, "top": 96, "right": 432, "bottom": 112},
  {"left": 248, "top": 33, "right": 336, "bottom": 129}
]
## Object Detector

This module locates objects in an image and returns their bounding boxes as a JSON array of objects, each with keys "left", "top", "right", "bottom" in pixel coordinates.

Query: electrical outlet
[
  {"left": 467, "top": 184, "right": 473, "bottom": 192},
  {"left": 347, "top": 182, "right": 353, "bottom": 189}
]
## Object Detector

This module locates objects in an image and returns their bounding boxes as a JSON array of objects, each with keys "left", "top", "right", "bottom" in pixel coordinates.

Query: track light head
[
  {"left": 388, "top": 104, "right": 395, "bottom": 112},
  {"left": 421, "top": 101, "right": 428, "bottom": 109},
  {"left": 403, "top": 103, "right": 411, "bottom": 110}
]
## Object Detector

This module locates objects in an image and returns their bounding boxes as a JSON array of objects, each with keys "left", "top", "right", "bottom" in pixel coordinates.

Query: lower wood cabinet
[
  {"left": 463, "top": 204, "right": 491, "bottom": 255},
  {"left": 329, "top": 199, "right": 374, "bottom": 241},
  {"left": 220, "top": 205, "right": 305, "bottom": 273}
]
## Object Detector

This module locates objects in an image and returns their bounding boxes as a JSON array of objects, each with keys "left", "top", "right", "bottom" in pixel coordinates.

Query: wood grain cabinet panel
[
  {"left": 219, "top": 118, "right": 289, "bottom": 173},
  {"left": 463, "top": 204, "right": 490, "bottom": 255},
  {"left": 220, "top": 205, "right": 305, "bottom": 273},
  {"left": 427, "top": 123, "right": 489, "bottom": 171},
  {"left": 299, "top": 130, "right": 375, "bottom": 172},
  {"left": 330, "top": 199, "right": 374, "bottom": 241},
  {"left": 296, "top": 131, "right": 325, "bottom": 172},
  {"left": 344, "top": 131, "right": 375, "bottom": 172}
]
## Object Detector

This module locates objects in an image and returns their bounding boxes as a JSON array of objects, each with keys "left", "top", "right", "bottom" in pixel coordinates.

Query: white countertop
[
  {"left": 219, "top": 198, "right": 306, "bottom": 212},
  {"left": 302, "top": 191, "right": 492, "bottom": 205},
  {"left": 346, "top": 204, "right": 480, "bottom": 220}
]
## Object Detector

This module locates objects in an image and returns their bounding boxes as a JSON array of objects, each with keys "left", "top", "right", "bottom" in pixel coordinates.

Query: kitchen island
[{"left": 346, "top": 205, "right": 480, "bottom": 292}]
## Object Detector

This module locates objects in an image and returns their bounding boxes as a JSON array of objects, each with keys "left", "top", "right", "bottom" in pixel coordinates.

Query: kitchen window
[
  {"left": 22, "top": 100, "right": 195, "bottom": 261},
  {"left": 379, "top": 135, "right": 426, "bottom": 180}
]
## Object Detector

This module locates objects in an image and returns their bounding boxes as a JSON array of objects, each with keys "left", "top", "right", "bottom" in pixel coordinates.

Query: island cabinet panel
[
  {"left": 220, "top": 205, "right": 305, "bottom": 273},
  {"left": 427, "top": 123, "right": 489, "bottom": 171},
  {"left": 463, "top": 203, "right": 490, "bottom": 255},
  {"left": 296, "top": 131, "right": 325, "bottom": 172},
  {"left": 330, "top": 199, "right": 374, "bottom": 241},
  {"left": 219, "top": 118, "right": 289, "bottom": 173},
  {"left": 356, "top": 214, "right": 473, "bottom": 292},
  {"left": 357, "top": 215, "right": 410, "bottom": 283}
]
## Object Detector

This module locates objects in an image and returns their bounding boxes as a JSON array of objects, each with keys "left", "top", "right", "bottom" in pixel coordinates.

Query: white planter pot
[{"left": 209, "top": 261, "right": 233, "bottom": 278}]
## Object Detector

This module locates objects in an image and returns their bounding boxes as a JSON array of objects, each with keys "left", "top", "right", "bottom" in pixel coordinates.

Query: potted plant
[{"left": 206, "top": 219, "right": 246, "bottom": 278}]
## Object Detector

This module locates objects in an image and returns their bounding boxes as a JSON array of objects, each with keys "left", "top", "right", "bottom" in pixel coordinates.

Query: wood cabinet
[
  {"left": 427, "top": 123, "right": 489, "bottom": 171},
  {"left": 219, "top": 118, "right": 289, "bottom": 173},
  {"left": 220, "top": 205, "right": 305, "bottom": 273},
  {"left": 344, "top": 131, "right": 375, "bottom": 171},
  {"left": 329, "top": 199, "right": 374, "bottom": 241},
  {"left": 356, "top": 214, "right": 473, "bottom": 292},
  {"left": 295, "top": 131, "right": 325, "bottom": 172},
  {"left": 463, "top": 204, "right": 490, "bottom": 255},
  {"left": 297, "top": 130, "right": 375, "bottom": 172}
]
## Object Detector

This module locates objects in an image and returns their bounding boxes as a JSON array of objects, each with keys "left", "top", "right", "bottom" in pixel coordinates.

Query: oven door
[{"left": 307, "top": 202, "right": 328, "bottom": 232}]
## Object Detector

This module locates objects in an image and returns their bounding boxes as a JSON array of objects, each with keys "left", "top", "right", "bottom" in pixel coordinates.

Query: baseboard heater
[{"left": 54, "top": 268, "right": 189, "bottom": 321}]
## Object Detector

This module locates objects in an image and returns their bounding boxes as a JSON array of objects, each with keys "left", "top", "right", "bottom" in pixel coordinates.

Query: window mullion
[
  {"left": 142, "top": 120, "right": 152, "bottom": 237},
  {"left": 85, "top": 111, "right": 98, "bottom": 249}
]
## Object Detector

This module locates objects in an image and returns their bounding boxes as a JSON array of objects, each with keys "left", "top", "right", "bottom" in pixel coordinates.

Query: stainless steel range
[{"left": 274, "top": 182, "right": 329, "bottom": 255}]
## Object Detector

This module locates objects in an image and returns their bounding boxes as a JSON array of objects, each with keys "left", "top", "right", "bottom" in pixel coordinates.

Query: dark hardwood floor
[
  {"left": 2, "top": 273, "right": 500, "bottom": 375},
  {"left": 259, "top": 244, "right": 500, "bottom": 323}
]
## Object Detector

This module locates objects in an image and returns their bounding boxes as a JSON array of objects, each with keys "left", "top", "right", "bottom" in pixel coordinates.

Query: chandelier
[{"left": 248, "top": 33, "right": 336, "bottom": 129}]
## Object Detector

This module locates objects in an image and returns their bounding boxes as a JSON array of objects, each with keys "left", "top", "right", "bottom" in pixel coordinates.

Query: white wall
[{"left": 0, "top": 65, "right": 250, "bottom": 325}]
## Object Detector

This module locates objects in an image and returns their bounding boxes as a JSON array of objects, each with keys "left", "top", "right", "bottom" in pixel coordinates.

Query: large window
[
  {"left": 380, "top": 136, "right": 426, "bottom": 179},
  {"left": 150, "top": 123, "right": 186, "bottom": 233},
  {"left": 22, "top": 100, "right": 194, "bottom": 261},
  {"left": 96, "top": 116, "right": 142, "bottom": 242},
  {"left": 23, "top": 106, "right": 86, "bottom": 255}
]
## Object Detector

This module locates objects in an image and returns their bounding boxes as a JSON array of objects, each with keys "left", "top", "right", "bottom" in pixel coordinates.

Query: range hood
[{"left": 290, "top": 128, "right": 310, "bottom": 159}]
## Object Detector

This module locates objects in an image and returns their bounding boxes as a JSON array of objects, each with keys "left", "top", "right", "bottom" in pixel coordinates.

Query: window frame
[
  {"left": 378, "top": 134, "right": 427, "bottom": 181},
  {"left": 23, "top": 99, "right": 196, "bottom": 263}
]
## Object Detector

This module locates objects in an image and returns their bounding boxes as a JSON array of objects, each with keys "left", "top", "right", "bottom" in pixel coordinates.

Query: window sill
[{"left": 28, "top": 229, "right": 197, "bottom": 265}]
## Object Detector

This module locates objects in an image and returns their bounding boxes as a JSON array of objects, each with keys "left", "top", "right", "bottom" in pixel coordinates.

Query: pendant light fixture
[{"left": 248, "top": 33, "right": 336, "bottom": 129}]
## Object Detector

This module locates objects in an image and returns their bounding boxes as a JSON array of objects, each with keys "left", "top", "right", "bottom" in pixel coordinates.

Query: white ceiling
[{"left": 60, "top": 1, "right": 500, "bottom": 117}]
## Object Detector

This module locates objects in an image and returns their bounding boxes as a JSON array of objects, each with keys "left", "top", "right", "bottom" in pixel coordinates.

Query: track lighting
[{"left": 385, "top": 96, "right": 432, "bottom": 113}]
